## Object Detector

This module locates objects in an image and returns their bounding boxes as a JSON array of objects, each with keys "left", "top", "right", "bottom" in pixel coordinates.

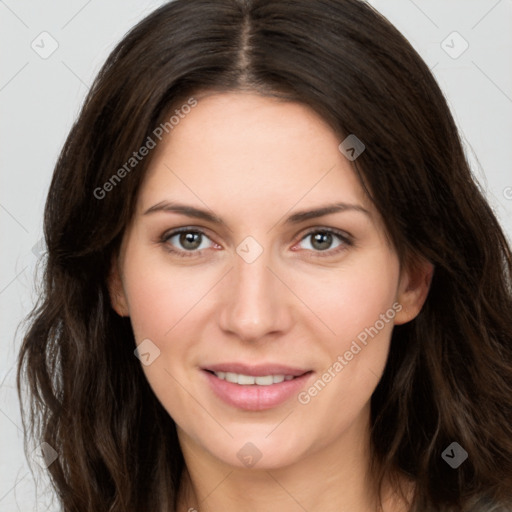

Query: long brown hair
[{"left": 17, "top": 0, "right": 512, "bottom": 510}]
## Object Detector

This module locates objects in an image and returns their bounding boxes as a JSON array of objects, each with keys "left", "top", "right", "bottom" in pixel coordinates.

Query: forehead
[{"left": 138, "top": 92, "right": 376, "bottom": 222}]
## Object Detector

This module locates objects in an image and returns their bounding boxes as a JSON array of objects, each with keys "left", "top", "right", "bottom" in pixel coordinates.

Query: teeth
[
  {"left": 255, "top": 375, "right": 274, "bottom": 385},
  {"left": 213, "top": 371, "right": 295, "bottom": 385},
  {"left": 225, "top": 372, "right": 238, "bottom": 383},
  {"left": 239, "top": 374, "right": 256, "bottom": 385}
]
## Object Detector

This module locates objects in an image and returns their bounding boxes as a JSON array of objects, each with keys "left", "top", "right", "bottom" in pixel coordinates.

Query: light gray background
[{"left": 1, "top": 1, "right": 511, "bottom": 510}]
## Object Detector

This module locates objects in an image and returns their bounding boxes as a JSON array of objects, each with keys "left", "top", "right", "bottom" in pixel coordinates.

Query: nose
[{"left": 218, "top": 246, "right": 294, "bottom": 342}]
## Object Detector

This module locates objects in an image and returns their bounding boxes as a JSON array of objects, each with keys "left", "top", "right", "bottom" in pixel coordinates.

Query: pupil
[
  {"left": 181, "top": 232, "right": 201, "bottom": 250},
  {"left": 312, "top": 232, "right": 332, "bottom": 251}
]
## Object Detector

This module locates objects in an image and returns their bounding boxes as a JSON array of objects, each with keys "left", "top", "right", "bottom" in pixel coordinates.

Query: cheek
[
  {"left": 296, "top": 251, "right": 400, "bottom": 408},
  {"left": 121, "top": 249, "right": 207, "bottom": 420},
  {"left": 122, "top": 249, "right": 207, "bottom": 343},
  {"left": 302, "top": 249, "right": 400, "bottom": 350},
  {"left": 121, "top": 245, "right": 219, "bottom": 400}
]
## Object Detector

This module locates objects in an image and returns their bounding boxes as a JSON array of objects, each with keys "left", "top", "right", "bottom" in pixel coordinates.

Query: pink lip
[
  {"left": 203, "top": 362, "right": 309, "bottom": 377},
  {"left": 202, "top": 366, "right": 314, "bottom": 411}
]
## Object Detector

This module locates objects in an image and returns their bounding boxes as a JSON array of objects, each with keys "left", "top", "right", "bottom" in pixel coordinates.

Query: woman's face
[{"left": 110, "top": 92, "right": 431, "bottom": 470}]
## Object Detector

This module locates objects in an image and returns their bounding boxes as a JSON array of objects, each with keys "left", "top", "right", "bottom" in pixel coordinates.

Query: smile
[
  {"left": 211, "top": 371, "right": 296, "bottom": 385},
  {"left": 202, "top": 364, "right": 314, "bottom": 411}
]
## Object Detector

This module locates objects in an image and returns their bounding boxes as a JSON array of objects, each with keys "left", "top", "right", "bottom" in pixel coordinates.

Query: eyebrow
[{"left": 143, "top": 200, "right": 371, "bottom": 225}]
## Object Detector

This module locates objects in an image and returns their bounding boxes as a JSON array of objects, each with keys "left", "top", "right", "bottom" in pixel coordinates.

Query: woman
[{"left": 17, "top": 0, "right": 512, "bottom": 511}]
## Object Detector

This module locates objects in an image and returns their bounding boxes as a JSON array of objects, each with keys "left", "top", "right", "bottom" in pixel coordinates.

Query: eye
[
  {"left": 159, "top": 227, "right": 353, "bottom": 258},
  {"left": 160, "top": 228, "right": 217, "bottom": 257},
  {"left": 294, "top": 228, "right": 353, "bottom": 256}
]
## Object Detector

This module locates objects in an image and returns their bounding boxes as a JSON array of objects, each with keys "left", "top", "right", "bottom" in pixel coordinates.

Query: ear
[
  {"left": 393, "top": 255, "right": 434, "bottom": 325},
  {"left": 107, "top": 255, "right": 130, "bottom": 317}
]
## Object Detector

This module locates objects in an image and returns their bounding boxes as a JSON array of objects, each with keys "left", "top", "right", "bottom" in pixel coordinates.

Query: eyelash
[{"left": 159, "top": 227, "right": 354, "bottom": 259}]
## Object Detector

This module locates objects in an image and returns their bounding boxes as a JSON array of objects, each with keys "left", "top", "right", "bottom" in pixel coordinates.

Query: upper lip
[{"left": 203, "top": 363, "right": 311, "bottom": 377}]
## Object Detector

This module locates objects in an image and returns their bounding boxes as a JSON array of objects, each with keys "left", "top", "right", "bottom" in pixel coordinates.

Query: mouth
[
  {"left": 206, "top": 370, "right": 297, "bottom": 385},
  {"left": 201, "top": 363, "right": 314, "bottom": 411}
]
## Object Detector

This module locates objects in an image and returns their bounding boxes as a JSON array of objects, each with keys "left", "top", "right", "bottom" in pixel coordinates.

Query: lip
[
  {"left": 202, "top": 364, "right": 314, "bottom": 411},
  {"left": 203, "top": 362, "right": 309, "bottom": 377}
]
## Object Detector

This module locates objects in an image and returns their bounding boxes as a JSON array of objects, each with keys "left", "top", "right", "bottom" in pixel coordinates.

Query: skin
[{"left": 109, "top": 92, "right": 433, "bottom": 512}]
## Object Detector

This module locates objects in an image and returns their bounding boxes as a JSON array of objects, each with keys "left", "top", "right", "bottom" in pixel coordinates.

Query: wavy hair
[{"left": 17, "top": 0, "right": 512, "bottom": 510}]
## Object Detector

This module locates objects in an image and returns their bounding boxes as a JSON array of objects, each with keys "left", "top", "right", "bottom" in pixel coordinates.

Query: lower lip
[{"left": 203, "top": 370, "right": 313, "bottom": 411}]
